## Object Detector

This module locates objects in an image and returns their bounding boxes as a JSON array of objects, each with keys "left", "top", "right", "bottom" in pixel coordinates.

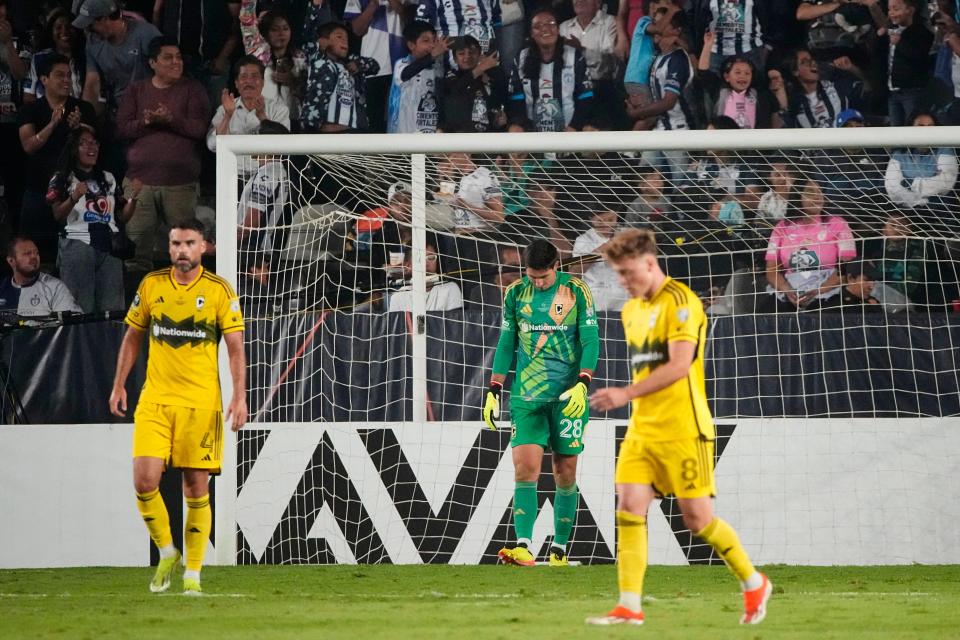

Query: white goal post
[{"left": 213, "top": 128, "right": 960, "bottom": 567}]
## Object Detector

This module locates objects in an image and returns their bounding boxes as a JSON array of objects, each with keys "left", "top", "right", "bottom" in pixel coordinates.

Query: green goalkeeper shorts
[{"left": 509, "top": 399, "right": 587, "bottom": 455}]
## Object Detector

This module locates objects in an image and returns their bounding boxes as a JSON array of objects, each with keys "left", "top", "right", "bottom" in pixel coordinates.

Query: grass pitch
[{"left": 2, "top": 565, "right": 959, "bottom": 639}]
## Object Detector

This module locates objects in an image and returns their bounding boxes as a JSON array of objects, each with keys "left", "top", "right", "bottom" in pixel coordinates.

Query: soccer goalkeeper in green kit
[{"left": 483, "top": 240, "right": 600, "bottom": 566}]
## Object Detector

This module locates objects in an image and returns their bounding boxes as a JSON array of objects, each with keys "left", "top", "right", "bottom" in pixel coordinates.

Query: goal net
[{"left": 215, "top": 129, "right": 960, "bottom": 567}]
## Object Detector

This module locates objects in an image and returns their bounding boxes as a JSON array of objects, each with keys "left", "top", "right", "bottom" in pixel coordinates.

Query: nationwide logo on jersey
[
  {"left": 629, "top": 337, "right": 668, "bottom": 377},
  {"left": 150, "top": 315, "right": 218, "bottom": 348}
]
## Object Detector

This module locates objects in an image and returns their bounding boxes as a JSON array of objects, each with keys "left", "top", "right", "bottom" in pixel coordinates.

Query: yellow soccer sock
[
  {"left": 697, "top": 517, "right": 756, "bottom": 582},
  {"left": 184, "top": 495, "right": 212, "bottom": 572},
  {"left": 136, "top": 488, "right": 173, "bottom": 551},
  {"left": 616, "top": 511, "right": 648, "bottom": 609}
]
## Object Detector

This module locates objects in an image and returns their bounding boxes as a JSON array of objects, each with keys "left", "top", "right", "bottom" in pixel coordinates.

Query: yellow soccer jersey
[
  {"left": 621, "top": 277, "right": 715, "bottom": 442},
  {"left": 125, "top": 267, "right": 244, "bottom": 411}
]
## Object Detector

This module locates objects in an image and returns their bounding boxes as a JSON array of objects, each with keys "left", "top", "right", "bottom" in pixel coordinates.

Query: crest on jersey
[
  {"left": 230, "top": 299, "right": 241, "bottom": 313},
  {"left": 677, "top": 307, "right": 689, "bottom": 323},
  {"left": 555, "top": 303, "right": 563, "bottom": 315},
  {"left": 196, "top": 295, "right": 205, "bottom": 310},
  {"left": 132, "top": 293, "right": 140, "bottom": 307}
]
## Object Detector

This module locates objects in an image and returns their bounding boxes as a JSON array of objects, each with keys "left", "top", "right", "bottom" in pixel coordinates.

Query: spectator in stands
[
  {"left": 387, "top": 21, "right": 447, "bottom": 134},
  {"left": 763, "top": 177, "right": 857, "bottom": 312},
  {"left": 343, "top": 0, "right": 409, "bottom": 133},
  {"left": 885, "top": 111, "right": 958, "bottom": 209},
  {"left": 116, "top": 37, "right": 210, "bottom": 274},
  {"left": 839, "top": 259, "right": 913, "bottom": 313},
  {"left": 685, "top": 116, "right": 764, "bottom": 212},
  {"left": 387, "top": 238, "right": 464, "bottom": 312},
  {"left": 74, "top": 0, "right": 162, "bottom": 117},
  {"left": 756, "top": 156, "right": 797, "bottom": 221},
  {"left": 416, "top": 0, "right": 499, "bottom": 54},
  {"left": 155, "top": 0, "right": 240, "bottom": 107},
  {"left": 778, "top": 48, "right": 868, "bottom": 129},
  {"left": 440, "top": 35, "right": 507, "bottom": 133},
  {"left": 507, "top": 8, "right": 594, "bottom": 132},
  {"left": 625, "top": 164, "right": 675, "bottom": 225},
  {"left": 691, "top": 0, "right": 782, "bottom": 74},
  {"left": 622, "top": 0, "right": 675, "bottom": 131},
  {"left": 239, "top": 0, "right": 305, "bottom": 127},
  {"left": 695, "top": 33, "right": 782, "bottom": 129},
  {"left": 572, "top": 208, "right": 630, "bottom": 310},
  {"left": 559, "top": 0, "right": 618, "bottom": 94},
  {"left": 46, "top": 127, "right": 140, "bottom": 313},
  {"left": 886, "top": 0, "right": 933, "bottom": 127},
  {"left": 0, "top": 235, "right": 81, "bottom": 316},
  {"left": 23, "top": 8, "right": 85, "bottom": 103},
  {"left": 238, "top": 120, "right": 290, "bottom": 284},
  {"left": 629, "top": 10, "right": 692, "bottom": 179},
  {"left": 207, "top": 56, "right": 290, "bottom": 151},
  {"left": 709, "top": 188, "right": 746, "bottom": 226},
  {"left": 302, "top": 20, "right": 380, "bottom": 133},
  {"left": 18, "top": 53, "right": 96, "bottom": 267},
  {"left": 862, "top": 212, "right": 926, "bottom": 305},
  {"left": 439, "top": 152, "right": 504, "bottom": 233},
  {"left": 494, "top": 122, "right": 566, "bottom": 245}
]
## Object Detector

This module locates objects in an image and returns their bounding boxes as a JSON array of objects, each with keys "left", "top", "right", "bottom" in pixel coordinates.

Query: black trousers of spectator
[{"left": 366, "top": 75, "right": 392, "bottom": 135}]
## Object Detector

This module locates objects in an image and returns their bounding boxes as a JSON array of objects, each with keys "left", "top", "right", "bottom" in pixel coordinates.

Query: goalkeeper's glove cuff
[
  {"left": 576, "top": 373, "right": 592, "bottom": 390},
  {"left": 489, "top": 381, "right": 503, "bottom": 397}
]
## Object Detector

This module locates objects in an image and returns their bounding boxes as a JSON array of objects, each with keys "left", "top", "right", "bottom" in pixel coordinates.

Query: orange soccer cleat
[
  {"left": 585, "top": 605, "right": 645, "bottom": 626},
  {"left": 740, "top": 573, "right": 773, "bottom": 624}
]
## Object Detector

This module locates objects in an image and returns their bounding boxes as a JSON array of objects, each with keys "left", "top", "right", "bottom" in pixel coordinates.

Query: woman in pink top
[{"left": 763, "top": 178, "right": 856, "bottom": 312}]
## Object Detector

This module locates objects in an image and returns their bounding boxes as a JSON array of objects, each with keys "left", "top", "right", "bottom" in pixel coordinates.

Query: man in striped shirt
[{"left": 691, "top": 0, "right": 787, "bottom": 73}]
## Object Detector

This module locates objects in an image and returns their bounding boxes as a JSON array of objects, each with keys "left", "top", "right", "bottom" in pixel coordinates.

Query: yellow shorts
[
  {"left": 133, "top": 402, "right": 223, "bottom": 474},
  {"left": 615, "top": 436, "right": 716, "bottom": 499}
]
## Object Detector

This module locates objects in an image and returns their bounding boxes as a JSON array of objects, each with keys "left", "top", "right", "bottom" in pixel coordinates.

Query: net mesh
[{"left": 229, "top": 142, "right": 960, "bottom": 565}]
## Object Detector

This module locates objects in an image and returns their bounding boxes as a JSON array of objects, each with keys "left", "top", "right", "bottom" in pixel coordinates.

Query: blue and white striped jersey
[
  {"left": 508, "top": 45, "right": 593, "bottom": 132},
  {"left": 387, "top": 56, "right": 440, "bottom": 133},
  {"left": 415, "top": 0, "right": 501, "bottom": 52},
  {"left": 650, "top": 48, "right": 693, "bottom": 131},
  {"left": 696, "top": 0, "right": 765, "bottom": 56}
]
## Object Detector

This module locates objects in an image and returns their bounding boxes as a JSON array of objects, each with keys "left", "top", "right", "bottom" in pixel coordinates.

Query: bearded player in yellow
[
  {"left": 586, "top": 229, "right": 771, "bottom": 626},
  {"left": 109, "top": 219, "right": 247, "bottom": 596}
]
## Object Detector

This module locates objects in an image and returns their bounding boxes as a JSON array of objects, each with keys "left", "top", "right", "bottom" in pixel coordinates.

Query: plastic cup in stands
[
  {"left": 389, "top": 252, "right": 405, "bottom": 267},
  {"left": 439, "top": 181, "right": 456, "bottom": 195}
]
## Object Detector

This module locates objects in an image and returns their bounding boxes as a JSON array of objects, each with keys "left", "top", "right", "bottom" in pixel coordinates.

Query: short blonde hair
[{"left": 600, "top": 228, "right": 658, "bottom": 262}]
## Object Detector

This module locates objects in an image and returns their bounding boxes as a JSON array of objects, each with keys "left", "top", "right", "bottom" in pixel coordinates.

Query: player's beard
[{"left": 174, "top": 256, "right": 200, "bottom": 272}]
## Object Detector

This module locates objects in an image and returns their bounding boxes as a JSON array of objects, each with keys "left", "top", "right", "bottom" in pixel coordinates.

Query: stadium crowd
[{"left": 1, "top": 0, "right": 959, "bottom": 317}]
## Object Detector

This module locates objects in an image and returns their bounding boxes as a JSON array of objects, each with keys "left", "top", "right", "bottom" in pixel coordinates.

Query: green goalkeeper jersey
[{"left": 491, "top": 271, "right": 600, "bottom": 403}]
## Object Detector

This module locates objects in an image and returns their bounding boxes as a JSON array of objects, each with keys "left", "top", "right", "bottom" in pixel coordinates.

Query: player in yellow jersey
[
  {"left": 109, "top": 219, "right": 247, "bottom": 596},
  {"left": 585, "top": 228, "right": 771, "bottom": 626}
]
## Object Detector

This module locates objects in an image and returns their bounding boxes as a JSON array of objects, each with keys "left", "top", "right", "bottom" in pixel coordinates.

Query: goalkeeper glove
[
  {"left": 559, "top": 373, "right": 591, "bottom": 418},
  {"left": 482, "top": 382, "right": 502, "bottom": 430}
]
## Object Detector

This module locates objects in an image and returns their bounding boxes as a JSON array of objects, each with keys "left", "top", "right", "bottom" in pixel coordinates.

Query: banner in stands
[{"left": 4, "top": 418, "right": 958, "bottom": 568}]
